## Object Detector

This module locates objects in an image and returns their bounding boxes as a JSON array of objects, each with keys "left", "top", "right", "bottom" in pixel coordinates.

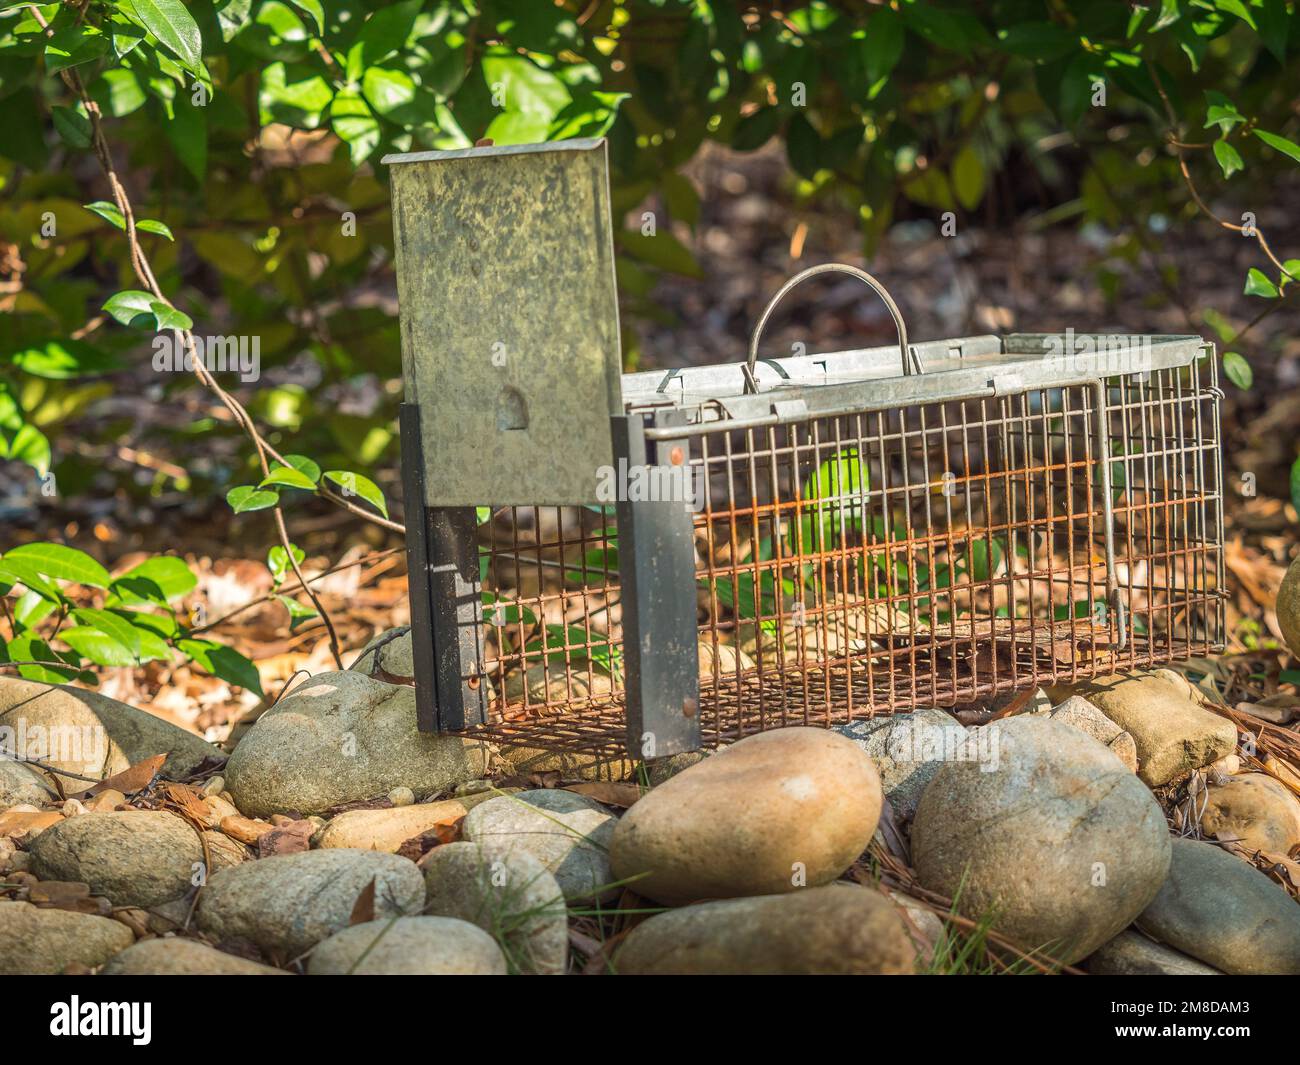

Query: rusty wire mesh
[{"left": 469, "top": 357, "right": 1223, "bottom": 757}]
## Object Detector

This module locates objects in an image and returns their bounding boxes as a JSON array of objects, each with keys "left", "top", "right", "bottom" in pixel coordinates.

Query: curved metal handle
[{"left": 743, "top": 263, "right": 920, "bottom": 394}]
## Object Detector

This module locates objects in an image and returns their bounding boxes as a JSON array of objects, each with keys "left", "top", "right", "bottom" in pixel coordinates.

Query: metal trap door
[{"left": 386, "top": 139, "right": 622, "bottom": 506}]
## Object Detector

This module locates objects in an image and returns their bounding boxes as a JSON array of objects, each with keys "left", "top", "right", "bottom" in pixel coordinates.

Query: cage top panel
[
  {"left": 387, "top": 138, "right": 622, "bottom": 507},
  {"left": 622, "top": 332, "right": 1210, "bottom": 431}
]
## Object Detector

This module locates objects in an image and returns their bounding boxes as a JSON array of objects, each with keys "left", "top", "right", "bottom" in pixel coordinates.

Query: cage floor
[{"left": 456, "top": 622, "right": 1219, "bottom": 759}]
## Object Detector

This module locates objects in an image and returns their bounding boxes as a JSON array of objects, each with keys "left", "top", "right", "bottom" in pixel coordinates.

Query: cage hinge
[
  {"left": 770, "top": 398, "right": 809, "bottom": 421},
  {"left": 990, "top": 371, "right": 1025, "bottom": 396}
]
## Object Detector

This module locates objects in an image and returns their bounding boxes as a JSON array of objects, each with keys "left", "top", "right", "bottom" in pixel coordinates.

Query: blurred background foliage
[{"left": 0, "top": 0, "right": 1297, "bottom": 510}]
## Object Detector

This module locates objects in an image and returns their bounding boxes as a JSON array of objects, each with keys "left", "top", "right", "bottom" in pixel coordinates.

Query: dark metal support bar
[
  {"left": 613, "top": 411, "right": 701, "bottom": 757},
  {"left": 426, "top": 506, "right": 488, "bottom": 730},
  {"left": 398, "top": 402, "right": 440, "bottom": 732}
]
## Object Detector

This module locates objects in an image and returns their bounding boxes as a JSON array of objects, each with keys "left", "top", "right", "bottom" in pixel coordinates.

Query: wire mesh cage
[{"left": 386, "top": 140, "right": 1225, "bottom": 762}]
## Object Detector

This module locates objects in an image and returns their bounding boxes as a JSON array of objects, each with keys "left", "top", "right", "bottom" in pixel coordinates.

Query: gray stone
[
  {"left": 196, "top": 848, "right": 424, "bottom": 959},
  {"left": 1087, "top": 930, "right": 1222, "bottom": 975},
  {"left": 1044, "top": 695, "right": 1138, "bottom": 773},
  {"left": 0, "top": 900, "right": 134, "bottom": 974},
  {"left": 422, "top": 841, "right": 568, "bottom": 974},
  {"left": 1054, "top": 669, "right": 1237, "bottom": 786},
  {"left": 611, "top": 728, "right": 881, "bottom": 905},
  {"left": 0, "top": 677, "right": 220, "bottom": 790},
  {"left": 224, "top": 670, "right": 491, "bottom": 817},
  {"left": 349, "top": 627, "right": 414, "bottom": 682},
  {"left": 307, "top": 916, "right": 507, "bottom": 975},
  {"left": 0, "top": 758, "right": 53, "bottom": 808},
  {"left": 834, "top": 709, "right": 958, "bottom": 821},
  {"left": 1136, "top": 838, "right": 1300, "bottom": 975},
  {"left": 463, "top": 789, "right": 616, "bottom": 901},
  {"left": 912, "top": 716, "right": 1172, "bottom": 964},
  {"left": 644, "top": 750, "right": 708, "bottom": 787},
  {"left": 28, "top": 811, "right": 208, "bottom": 908},
  {"left": 614, "top": 883, "right": 914, "bottom": 975},
  {"left": 101, "top": 937, "right": 287, "bottom": 975}
]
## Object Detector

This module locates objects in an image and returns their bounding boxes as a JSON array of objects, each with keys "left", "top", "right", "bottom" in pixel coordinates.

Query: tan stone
[
  {"left": 610, "top": 727, "right": 881, "bottom": 905},
  {"left": 316, "top": 799, "right": 467, "bottom": 852},
  {"left": 1199, "top": 772, "right": 1300, "bottom": 856}
]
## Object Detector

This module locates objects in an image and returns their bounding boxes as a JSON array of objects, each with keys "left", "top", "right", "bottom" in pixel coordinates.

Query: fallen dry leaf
[
  {"left": 84, "top": 789, "right": 126, "bottom": 812},
  {"left": 0, "top": 809, "right": 63, "bottom": 839},
  {"left": 349, "top": 878, "right": 376, "bottom": 926},
  {"left": 83, "top": 754, "right": 167, "bottom": 798}
]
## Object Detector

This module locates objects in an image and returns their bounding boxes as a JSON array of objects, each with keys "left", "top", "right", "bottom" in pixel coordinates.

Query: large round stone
[
  {"left": 0, "top": 677, "right": 220, "bottom": 790},
  {"left": 422, "top": 842, "right": 568, "bottom": 974},
  {"left": 0, "top": 900, "right": 134, "bottom": 975},
  {"left": 1199, "top": 772, "right": 1300, "bottom": 856},
  {"left": 1086, "top": 929, "right": 1221, "bottom": 975},
  {"left": 463, "top": 790, "right": 616, "bottom": 901},
  {"left": 28, "top": 810, "right": 211, "bottom": 908},
  {"left": 348, "top": 627, "right": 414, "bottom": 683},
  {"left": 0, "top": 758, "right": 53, "bottom": 808},
  {"left": 609, "top": 727, "right": 881, "bottom": 905},
  {"left": 224, "top": 671, "right": 491, "bottom": 817},
  {"left": 196, "top": 848, "right": 424, "bottom": 959},
  {"left": 1136, "top": 838, "right": 1300, "bottom": 974},
  {"left": 101, "top": 937, "right": 287, "bottom": 975},
  {"left": 1055, "top": 669, "right": 1236, "bottom": 786},
  {"left": 614, "top": 883, "right": 913, "bottom": 975},
  {"left": 912, "top": 716, "right": 1171, "bottom": 964},
  {"left": 834, "top": 709, "right": 958, "bottom": 822},
  {"left": 307, "top": 916, "right": 507, "bottom": 975}
]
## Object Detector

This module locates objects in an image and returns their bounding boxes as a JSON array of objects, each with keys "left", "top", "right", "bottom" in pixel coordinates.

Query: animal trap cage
[{"left": 385, "top": 139, "right": 1225, "bottom": 761}]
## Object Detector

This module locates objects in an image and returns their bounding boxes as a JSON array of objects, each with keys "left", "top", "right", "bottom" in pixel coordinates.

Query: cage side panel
[{"left": 389, "top": 143, "right": 620, "bottom": 506}]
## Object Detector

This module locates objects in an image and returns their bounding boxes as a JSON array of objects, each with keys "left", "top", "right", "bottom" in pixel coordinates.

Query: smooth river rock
[
  {"left": 315, "top": 799, "right": 468, "bottom": 852},
  {"left": 614, "top": 883, "right": 914, "bottom": 975},
  {"left": 101, "top": 937, "right": 287, "bottom": 975},
  {"left": 463, "top": 790, "right": 617, "bottom": 901},
  {"left": 1136, "top": 838, "right": 1300, "bottom": 975},
  {"left": 307, "top": 916, "right": 507, "bottom": 975},
  {"left": 912, "top": 716, "right": 1171, "bottom": 964},
  {"left": 1277, "top": 555, "right": 1300, "bottom": 658},
  {"left": 610, "top": 727, "right": 881, "bottom": 905},
  {"left": 224, "top": 671, "right": 491, "bottom": 817},
  {"left": 1056, "top": 669, "right": 1237, "bottom": 786},
  {"left": 28, "top": 810, "right": 214, "bottom": 908},
  {"left": 348, "top": 626, "right": 414, "bottom": 683},
  {"left": 0, "top": 677, "right": 219, "bottom": 789},
  {"left": 1198, "top": 772, "right": 1300, "bottom": 856},
  {"left": 422, "top": 841, "right": 568, "bottom": 974},
  {"left": 1086, "top": 929, "right": 1222, "bottom": 975},
  {"left": 0, "top": 900, "right": 134, "bottom": 974},
  {"left": 0, "top": 758, "right": 53, "bottom": 808},
  {"left": 196, "top": 848, "right": 424, "bottom": 959},
  {"left": 834, "top": 709, "right": 957, "bottom": 821},
  {"left": 1041, "top": 695, "right": 1138, "bottom": 773}
]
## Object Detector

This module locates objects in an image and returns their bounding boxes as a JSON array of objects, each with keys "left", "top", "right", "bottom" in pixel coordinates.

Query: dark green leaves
[
  {"left": 84, "top": 201, "right": 174, "bottom": 241},
  {"left": 1253, "top": 129, "right": 1300, "bottom": 164},
  {"left": 122, "top": 0, "right": 204, "bottom": 75},
  {"left": 102, "top": 291, "right": 193, "bottom": 331},
  {"left": 178, "top": 638, "right": 263, "bottom": 695},
  {"left": 227, "top": 485, "right": 280, "bottom": 513},
  {"left": 52, "top": 106, "right": 93, "bottom": 148},
  {"left": 323, "top": 470, "right": 387, "bottom": 517},
  {"left": 1212, "top": 139, "right": 1243, "bottom": 178}
]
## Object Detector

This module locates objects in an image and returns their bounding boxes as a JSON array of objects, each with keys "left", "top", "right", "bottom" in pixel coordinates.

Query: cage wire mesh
[{"left": 468, "top": 351, "right": 1224, "bottom": 758}]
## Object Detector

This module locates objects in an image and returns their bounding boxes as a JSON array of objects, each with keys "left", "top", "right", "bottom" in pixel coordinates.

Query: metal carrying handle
[{"left": 743, "top": 262, "right": 921, "bottom": 394}]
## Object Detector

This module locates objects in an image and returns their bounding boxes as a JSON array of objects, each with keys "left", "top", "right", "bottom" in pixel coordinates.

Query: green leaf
[
  {"left": 1203, "top": 91, "right": 1244, "bottom": 133},
  {"left": 1212, "top": 139, "right": 1243, "bottom": 179},
  {"left": 346, "top": 0, "right": 421, "bottom": 80},
  {"left": 124, "top": 0, "right": 203, "bottom": 74},
  {"left": 178, "top": 638, "right": 264, "bottom": 695},
  {"left": 150, "top": 302, "right": 193, "bottom": 331},
  {"left": 12, "top": 590, "right": 55, "bottom": 631},
  {"left": 1253, "top": 129, "right": 1300, "bottom": 164},
  {"left": 2, "top": 634, "right": 86, "bottom": 684},
  {"left": 952, "top": 144, "right": 986, "bottom": 209},
  {"left": 52, "top": 106, "right": 92, "bottom": 149},
  {"left": 0, "top": 424, "right": 51, "bottom": 476},
  {"left": 285, "top": 0, "right": 324, "bottom": 34},
  {"left": 1222, "top": 351, "right": 1253, "bottom": 389},
  {"left": 71, "top": 607, "right": 143, "bottom": 657},
  {"left": 863, "top": 8, "right": 905, "bottom": 81},
  {"left": 8, "top": 338, "right": 120, "bottom": 379},
  {"left": 227, "top": 485, "right": 281, "bottom": 512},
  {"left": 102, "top": 290, "right": 157, "bottom": 327},
  {"left": 277, "top": 594, "right": 318, "bottom": 629},
  {"left": 323, "top": 470, "right": 388, "bottom": 517},
  {"left": 361, "top": 66, "right": 416, "bottom": 117},
  {"left": 164, "top": 96, "right": 208, "bottom": 181},
  {"left": 259, "top": 465, "right": 317, "bottom": 490},
  {"left": 59, "top": 625, "right": 138, "bottom": 668},
  {"left": 0, "top": 561, "right": 65, "bottom": 604},
  {"left": 115, "top": 556, "right": 197, "bottom": 602},
  {"left": 3, "top": 543, "right": 111, "bottom": 588},
  {"left": 267, "top": 543, "right": 305, "bottom": 584},
  {"left": 1290, "top": 454, "right": 1300, "bottom": 516},
  {"left": 1244, "top": 268, "right": 1279, "bottom": 299},
  {"left": 329, "top": 91, "right": 380, "bottom": 165},
  {"left": 83, "top": 201, "right": 174, "bottom": 239},
  {"left": 476, "top": 506, "right": 493, "bottom": 525}
]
